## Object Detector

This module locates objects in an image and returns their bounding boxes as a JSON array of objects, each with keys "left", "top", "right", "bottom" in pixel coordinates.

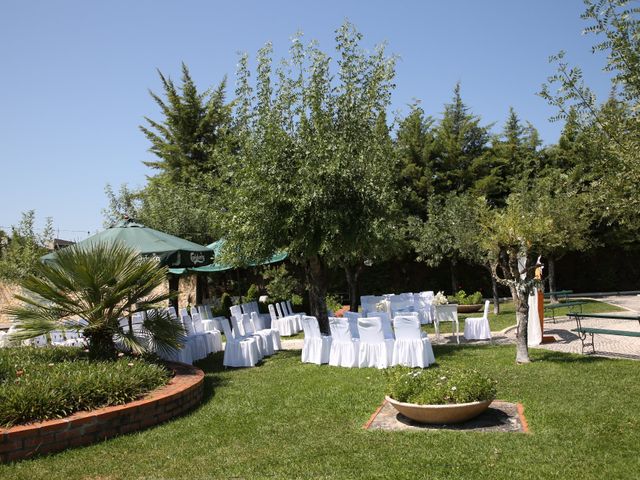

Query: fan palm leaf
[{"left": 4, "top": 242, "right": 184, "bottom": 358}]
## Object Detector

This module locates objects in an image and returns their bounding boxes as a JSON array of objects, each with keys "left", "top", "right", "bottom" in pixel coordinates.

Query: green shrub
[
  {"left": 447, "top": 290, "right": 483, "bottom": 305},
  {"left": 0, "top": 347, "right": 170, "bottom": 427},
  {"left": 220, "top": 292, "right": 233, "bottom": 317},
  {"left": 244, "top": 283, "right": 260, "bottom": 303},
  {"left": 262, "top": 265, "right": 300, "bottom": 303},
  {"left": 385, "top": 367, "right": 497, "bottom": 405},
  {"left": 325, "top": 294, "right": 342, "bottom": 313}
]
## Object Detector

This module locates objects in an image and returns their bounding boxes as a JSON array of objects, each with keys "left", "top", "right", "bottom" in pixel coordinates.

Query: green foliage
[
  {"left": 262, "top": 265, "right": 300, "bottom": 303},
  {"left": 385, "top": 367, "right": 497, "bottom": 405},
  {"left": 325, "top": 294, "right": 342, "bottom": 313},
  {"left": 102, "top": 184, "right": 141, "bottom": 228},
  {"left": 244, "top": 283, "right": 260, "bottom": 303},
  {"left": 0, "top": 347, "right": 169, "bottom": 427},
  {"left": 140, "top": 63, "right": 236, "bottom": 183},
  {"left": 540, "top": 0, "right": 640, "bottom": 226},
  {"left": 5, "top": 243, "right": 183, "bottom": 359},
  {"left": 220, "top": 292, "right": 233, "bottom": 318},
  {"left": 447, "top": 290, "right": 483, "bottom": 305},
  {"left": 216, "top": 22, "right": 402, "bottom": 327},
  {"left": 432, "top": 83, "right": 492, "bottom": 196},
  {"left": 0, "top": 211, "right": 53, "bottom": 282},
  {"left": 395, "top": 103, "right": 436, "bottom": 217}
]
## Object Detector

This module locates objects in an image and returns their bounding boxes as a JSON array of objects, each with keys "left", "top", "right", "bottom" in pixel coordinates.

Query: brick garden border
[{"left": 0, "top": 362, "right": 204, "bottom": 463}]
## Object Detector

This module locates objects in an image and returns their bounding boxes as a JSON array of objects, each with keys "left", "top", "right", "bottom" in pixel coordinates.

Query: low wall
[{"left": 0, "top": 362, "right": 204, "bottom": 463}]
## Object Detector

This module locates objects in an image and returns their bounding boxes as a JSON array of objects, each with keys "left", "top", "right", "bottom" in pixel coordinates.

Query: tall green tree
[
  {"left": 217, "top": 23, "right": 400, "bottom": 330},
  {"left": 0, "top": 211, "right": 53, "bottom": 282},
  {"left": 432, "top": 83, "right": 492, "bottom": 197},
  {"left": 141, "top": 63, "right": 236, "bottom": 183},
  {"left": 394, "top": 103, "right": 436, "bottom": 218},
  {"left": 540, "top": 0, "right": 640, "bottom": 227}
]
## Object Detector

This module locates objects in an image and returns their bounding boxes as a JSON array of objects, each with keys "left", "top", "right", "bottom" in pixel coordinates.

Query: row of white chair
[
  {"left": 221, "top": 312, "right": 282, "bottom": 367},
  {"left": 267, "top": 301, "right": 303, "bottom": 336},
  {"left": 361, "top": 291, "right": 436, "bottom": 325},
  {"left": 301, "top": 315, "right": 436, "bottom": 369}
]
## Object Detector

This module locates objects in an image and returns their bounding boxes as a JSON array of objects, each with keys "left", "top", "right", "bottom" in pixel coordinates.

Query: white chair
[
  {"left": 464, "top": 300, "right": 492, "bottom": 341},
  {"left": 328, "top": 317, "right": 358, "bottom": 368},
  {"left": 178, "top": 308, "right": 209, "bottom": 360},
  {"left": 300, "top": 316, "right": 332, "bottom": 365},
  {"left": 389, "top": 293, "right": 416, "bottom": 318},
  {"left": 220, "top": 317, "right": 260, "bottom": 367},
  {"left": 230, "top": 315, "right": 265, "bottom": 358},
  {"left": 279, "top": 302, "right": 302, "bottom": 331},
  {"left": 241, "top": 313, "right": 274, "bottom": 356},
  {"left": 360, "top": 295, "right": 383, "bottom": 317},
  {"left": 416, "top": 291, "right": 435, "bottom": 325},
  {"left": 285, "top": 300, "right": 305, "bottom": 318},
  {"left": 434, "top": 304, "right": 460, "bottom": 344},
  {"left": 268, "top": 304, "right": 297, "bottom": 336},
  {"left": 357, "top": 317, "right": 395, "bottom": 369},
  {"left": 367, "top": 311, "right": 395, "bottom": 340},
  {"left": 392, "top": 315, "right": 435, "bottom": 368},
  {"left": 343, "top": 311, "right": 361, "bottom": 339},
  {"left": 192, "top": 310, "right": 223, "bottom": 353},
  {"left": 197, "top": 304, "right": 223, "bottom": 333},
  {"left": 251, "top": 312, "right": 282, "bottom": 351}
]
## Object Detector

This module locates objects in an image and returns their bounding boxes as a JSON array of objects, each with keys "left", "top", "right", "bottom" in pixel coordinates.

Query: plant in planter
[
  {"left": 447, "top": 290, "right": 484, "bottom": 313},
  {"left": 384, "top": 367, "right": 497, "bottom": 424}
]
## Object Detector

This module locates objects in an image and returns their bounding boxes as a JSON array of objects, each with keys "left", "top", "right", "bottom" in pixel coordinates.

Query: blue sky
[{"left": 0, "top": 0, "right": 613, "bottom": 239}]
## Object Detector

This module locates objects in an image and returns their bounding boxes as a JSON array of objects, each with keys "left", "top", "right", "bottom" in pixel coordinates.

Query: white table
[{"left": 434, "top": 304, "right": 459, "bottom": 344}]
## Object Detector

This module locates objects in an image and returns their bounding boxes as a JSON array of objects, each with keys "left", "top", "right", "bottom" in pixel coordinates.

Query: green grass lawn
[{"left": 2, "top": 341, "right": 639, "bottom": 479}]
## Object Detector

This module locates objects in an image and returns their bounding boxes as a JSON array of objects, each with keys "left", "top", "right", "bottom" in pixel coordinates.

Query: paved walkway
[{"left": 519, "top": 295, "right": 640, "bottom": 360}]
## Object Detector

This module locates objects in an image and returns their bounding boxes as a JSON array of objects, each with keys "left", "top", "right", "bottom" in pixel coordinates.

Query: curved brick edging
[{"left": 0, "top": 362, "right": 204, "bottom": 463}]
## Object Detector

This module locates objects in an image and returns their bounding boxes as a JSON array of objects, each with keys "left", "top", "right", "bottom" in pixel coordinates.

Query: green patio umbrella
[
  {"left": 42, "top": 218, "right": 214, "bottom": 268},
  {"left": 173, "top": 239, "right": 288, "bottom": 274}
]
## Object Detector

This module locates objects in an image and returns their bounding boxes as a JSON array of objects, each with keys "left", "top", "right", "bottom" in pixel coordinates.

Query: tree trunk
[
  {"left": 344, "top": 264, "right": 363, "bottom": 313},
  {"left": 450, "top": 258, "right": 458, "bottom": 294},
  {"left": 307, "top": 255, "right": 329, "bottom": 334},
  {"left": 548, "top": 256, "right": 557, "bottom": 303},
  {"left": 485, "top": 265, "right": 500, "bottom": 314},
  {"left": 511, "top": 285, "right": 531, "bottom": 364},
  {"left": 86, "top": 325, "right": 117, "bottom": 360}
]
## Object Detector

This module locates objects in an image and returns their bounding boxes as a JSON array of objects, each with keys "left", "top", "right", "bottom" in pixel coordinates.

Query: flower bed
[
  {"left": 0, "top": 347, "right": 170, "bottom": 428},
  {"left": 0, "top": 358, "right": 203, "bottom": 463}
]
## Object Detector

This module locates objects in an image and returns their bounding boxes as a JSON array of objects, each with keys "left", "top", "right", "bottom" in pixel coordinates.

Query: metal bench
[
  {"left": 545, "top": 301, "right": 586, "bottom": 323},
  {"left": 568, "top": 312, "right": 640, "bottom": 354}
]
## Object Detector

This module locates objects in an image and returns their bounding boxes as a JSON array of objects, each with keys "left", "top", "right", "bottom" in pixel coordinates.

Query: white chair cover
[
  {"left": 328, "top": 317, "right": 358, "bottom": 368},
  {"left": 251, "top": 312, "right": 282, "bottom": 351},
  {"left": 300, "top": 316, "right": 331, "bottom": 364},
  {"left": 193, "top": 311, "right": 223, "bottom": 352},
  {"left": 220, "top": 317, "right": 260, "bottom": 367},
  {"left": 357, "top": 317, "right": 394, "bottom": 369},
  {"left": 464, "top": 300, "right": 492, "bottom": 340},
  {"left": 268, "top": 304, "right": 297, "bottom": 336},
  {"left": 368, "top": 311, "right": 395, "bottom": 340},
  {"left": 389, "top": 293, "right": 415, "bottom": 318},
  {"left": 179, "top": 308, "right": 210, "bottom": 360},
  {"left": 280, "top": 302, "right": 302, "bottom": 331},
  {"left": 434, "top": 304, "right": 460, "bottom": 343},
  {"left": 392, "top": 315, "right": 435, "bottom": 368},
  {"left": 360, "top": 295, "right": 383, "bottom": 317},
  {"left": 242, "top": 313, "right": 274, "bottom": 356},
  {"left": 343, "top": 311, "right": 361, "bottom": 339},
  {"left": 416, "top": 291, "right": 435, "bottom": 324}
]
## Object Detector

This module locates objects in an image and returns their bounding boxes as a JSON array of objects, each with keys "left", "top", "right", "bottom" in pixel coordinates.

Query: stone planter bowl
[
  {"left": 385, "top": 396, "right": 492, "bottom": 424},
  {"left": 456, "top": 304, "right": 483, "bottom": 314}
]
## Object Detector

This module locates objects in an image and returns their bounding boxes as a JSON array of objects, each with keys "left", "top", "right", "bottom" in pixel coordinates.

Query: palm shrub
[{"left": 4, "top": 242, "right": 184, "bottom": 359}]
